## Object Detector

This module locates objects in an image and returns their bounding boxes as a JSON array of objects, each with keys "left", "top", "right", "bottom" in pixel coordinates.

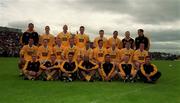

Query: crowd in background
[{"left": 0, "top": 30, "right": 21, "bottom": 57}]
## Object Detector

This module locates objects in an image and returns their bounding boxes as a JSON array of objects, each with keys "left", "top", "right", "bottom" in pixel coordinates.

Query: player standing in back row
[
  {"left": 21, "top": 23, "right": 39, "bottom": 46},
  {"left": 135, "top": 29, "right": 150, "bottom": 51},
  {"left": 75, "top": 26, "right": 89, "bottom": 48}
]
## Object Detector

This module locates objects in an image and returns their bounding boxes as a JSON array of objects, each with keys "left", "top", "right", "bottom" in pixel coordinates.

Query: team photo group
[{"left": 18, "top": 23, "right": 161, "bottom": 83}]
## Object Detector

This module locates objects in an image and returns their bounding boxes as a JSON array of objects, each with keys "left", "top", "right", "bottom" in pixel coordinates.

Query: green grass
[{"left": 0, "top": 57, "right": 180, "bottom": 103}]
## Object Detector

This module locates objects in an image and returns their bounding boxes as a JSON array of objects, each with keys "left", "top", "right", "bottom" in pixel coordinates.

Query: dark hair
[
  {"left": 113, "top": 31, "right": 118, "bottom": 34},
  {"left": 28, "top": 23, "right": 34, "bottom": 26},
  {"left": 80, "top": 26, "right": 85, "bottom": 29},
  {"left": 98, "top": 39, "right": 103, "bottom": 44},
  {"left": 138, "top": 29, "right": 144, "bottom": 33},
  {"left": 99, "top": 30, "right": 104, "bottom": 32}
]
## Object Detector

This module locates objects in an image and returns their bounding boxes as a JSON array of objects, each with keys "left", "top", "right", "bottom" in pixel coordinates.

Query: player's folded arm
[{"left": 149, "top": 64, "right": 158, "bottom": 77}]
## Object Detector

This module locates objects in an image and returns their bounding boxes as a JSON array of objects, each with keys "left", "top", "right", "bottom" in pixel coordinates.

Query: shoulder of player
[
  {"left": 143, "top": 49, "right": 148, "bottom": 53},
  {"left": 38, "top": 45, "right": 52, "bottom": 50},
  {"left": 135, "top": 36, "right": 139, "bottom": 40},
  {"left": 143, "top": 35, "right": 148, "bottom": 39},
  {"left": 133, "top": 49, "right": 140, "bottom": 53},
  {"left": 32, "top": 45, "right": 38, "bottom": 48},
  {"left": 22, "top": 45, "right": 28, "bottom": 48},
  {"left": 122, "top": 38, "right": 126, "bottom": 41},
  {"left": 108, "top": 37, "right": 113, "bottom": 41},
  {"left": 103, "top": 37, "right": 108, "bottom": 40},
  {"left": 73, "top": 60, "right": 78, "bottom": 65},
  {"left": 129, "top": 48, "right": 134, "bottom": 52},
  {"left": 38, "top": 45, "right": 43, "bottom": 49},
  {"left": 102, "top": 47, "right": 107, "bottom": 50},
  {"left": 135, "top": 49, "right": 147, "bottom": 53},
  {"left": 48, "top": 34, "right": 55, "bottom": 37},
  {"left": 119, "top": 48, "right": 126, "bottom": 51},
  {"left": 93, "top": 47, "right": 98, "bottom": 51},
  {"left": 130, "top": 38, "right": 135, "bottom": 41},
  {"left": 107, "top": 47, "right": 111, "bottom": 51},
  {"left": 102, "top": 62, "right": 114, "bottom": 65},
  {"left": 95, "top": 36, "right": 100, "bottom": 39},
  {"left": 90, "top": 60, "right": 97, "bottom": 65},
  {"left": 57, "top": 32, "right": 64, "bottom": 37},
  {"left": 23, "top": 31, "right": 29, "bottom": 34},
  {"left": 57, "top": 32, "right": 63, "bottom": 35}
]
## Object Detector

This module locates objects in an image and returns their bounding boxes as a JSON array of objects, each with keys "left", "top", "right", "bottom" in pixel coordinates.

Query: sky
[{"left": 0, "top": 0, "right": 180, "bottom": 54}]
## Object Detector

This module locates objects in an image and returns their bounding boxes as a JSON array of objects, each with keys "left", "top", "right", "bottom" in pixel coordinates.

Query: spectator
[{"left": 0, "top": 29, "right": 21, "bottom": 57}]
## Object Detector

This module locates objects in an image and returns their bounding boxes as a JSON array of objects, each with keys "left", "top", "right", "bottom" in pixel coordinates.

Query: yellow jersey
[
  {"left": 93, "top": 37, "right": 108, "bottom": 48},
  {"left": 119, "top": 48, "right": 134, "bottom": 62},
  {"left": 64, "top": 45, "right": 80, "bottom": 60},
  {"left": 133, "top": 49, "right": 148, "bottom": 63},
  {"left": 107, "top": 48, "right": 120, "bottom": 62},
  {"left": 108, "top": 37, "right": 122, "bottom": 49},
  {"left": 37, "top": 46, "right": 53, "bottom": 61},
  {"left": 93, "top": 47, "right": 107, "bottom": 63},
  {"left": 20, "top": 45, "right": 38, "bottom": 61},
  {"left": 52, "top": 45, "right": 65, "bottom": 60},
  {"left": 75, "top": 34, "right": 89, "bottom": 48},
  {"left": 57, "top": 32, "right": 71, "bottom": 49},
  {"left": 118, "top": 61, "right": 135, "bottom": 76},
  {"left": 39, "top": 34, "right": 55, "bottom": 47},
  {"left": 80, "top": 47, "right": 93, "bottom": 60}
]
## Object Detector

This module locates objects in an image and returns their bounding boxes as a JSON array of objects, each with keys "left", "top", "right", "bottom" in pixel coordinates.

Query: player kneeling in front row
[
  {"left": 118, "top": 55, "right": 136, "bottom": 83},
  {"left": 60, "top": 53, "right": 78, "bottom": 82},
  {"left": 99, "top": 54, "right": 116, "bottom": 82},
  {"left": 23, "top": 55, "right": 42, "bottom": 80},
  {"left": 40, "top": 54, "right": 60, "bottom": 81},
  {"left": 78, "top": 55, "right": 99, "bottom": 82},
  {"left": 138, "top": 56, "right": 161, "bottom": 83}
]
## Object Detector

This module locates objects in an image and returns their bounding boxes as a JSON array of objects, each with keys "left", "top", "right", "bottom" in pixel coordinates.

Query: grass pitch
[{"left": 0, "top": 57, "right": 179, "bottom": 103}]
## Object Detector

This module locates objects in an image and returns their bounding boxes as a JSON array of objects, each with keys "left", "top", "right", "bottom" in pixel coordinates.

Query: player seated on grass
[
  {"left": 78, "top": 55, "right": 99, "bottom": 82},
  {"left": 19, "top": 38, "right": 38, "bottom": 76},
  {"left": 138, "top": 56, "right": 161, "bottom": 83},
  {"left": 99, "top": 54, "right": 115, "bottom": 82},
  {"left": 118, "top": 55, "right": 136, "bottom": 83},
  {"left": 133, "top": 43, "right": 149, "bottom": 70},
  {"left": 60, "top": 52, "right": 78, "bottom": 82},
  {"left": 37, "top": 39, "right": 52, "bottom": 64},
  {"left": 23, "top": 55, "right": 42, "bottom": 80},
  {"left": 40, "top": 54, "right": 60, "bottom": 81}
]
